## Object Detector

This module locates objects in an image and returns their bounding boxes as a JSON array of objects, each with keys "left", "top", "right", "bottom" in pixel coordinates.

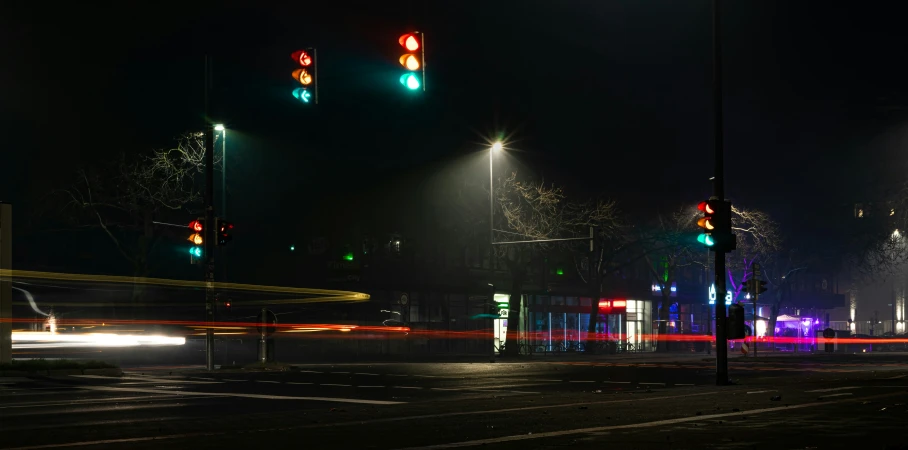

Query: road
[{"left": 2, "top": 354, "right": 908, "bottom": 449}]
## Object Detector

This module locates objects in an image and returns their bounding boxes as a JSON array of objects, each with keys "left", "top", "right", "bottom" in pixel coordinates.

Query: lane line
[
  {"left": 818, "top": 393, "right": 853, "bottom": 399},
  {"left": 75, "top": 386, "right": 404, "bottom": 405},
  {"left": 0, "top": 395, "right": 206, "bottom": 409},
  {"left": 387, "top": 374, "right": 408, "bottom": 377},
  {"left": 396, "top": 392, "right": 905, "bottom": 449},
  {"left": 71, "top": 375, "right": 221, "bottom": 385},
  {"left": 297, "top": 370, "right": 322, "bottom": 374},
  {"left": 639, "top": 382, "right": 666, "bottom": 386},
  {"left": 537, "top": 379, "right": 563, "bottom": 382},
  {"left": 747, "top": 390, "right": 776, "bottom": 394},
  {"left": 223, "top": 379, "right": 246, "bottom": 382},
  {"left": 805, "top": 386, "right": 859, "bottom": 393},
  {"left": 255, "top": 380, "right": 280, "bottom": 384}
]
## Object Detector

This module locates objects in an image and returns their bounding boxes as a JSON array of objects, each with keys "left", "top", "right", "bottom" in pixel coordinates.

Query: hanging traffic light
[
  {"left": 216, "top": 218, "right": 234, "bottom": 246},
  {"left": 398, "top": 32, "right": 425, "bottom": 91},
  {"left": 696, "top": 200, "right": 717, "bottom": 248},
  {"left": 290, "top": 48, "right": 318, "bottom": 104}
]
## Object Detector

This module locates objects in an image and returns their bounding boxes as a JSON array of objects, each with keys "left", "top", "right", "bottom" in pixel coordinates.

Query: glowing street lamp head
[
  {"left": 214, "top": 124, "right": 225, "bottom": 131},
  {"left": 491, "top": 142, "right": 503, "bottom": 152}
]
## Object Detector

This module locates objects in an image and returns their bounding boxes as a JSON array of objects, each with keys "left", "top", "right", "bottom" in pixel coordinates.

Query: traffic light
[
  {"left": 290, "top": 48, "right": 318, "bottom": 104},
  {"left": 727, "top": 303, "right": 746, "bottom": 339},
  {"left": 188, "top": 218, "right": 204, "bottom": 262},
  {"left": 755, "top": 280, "right": 768, "bottom": 295},
  {"left": 398, "top": 32, "right": 425, "bottom": 91},
  {"left": 216, "top": 218, "right": 233, "bottom": 246},
  {"left": 696, "top": 200, "right": 717, "bottom": 247},
  {"left": 741, "top": 278, "right": 754, "bottom": 296}
]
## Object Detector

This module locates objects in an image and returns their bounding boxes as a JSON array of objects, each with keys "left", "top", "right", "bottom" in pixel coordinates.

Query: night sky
[{"left": 2, "top": 1, "right": 907, "bottom": 279}]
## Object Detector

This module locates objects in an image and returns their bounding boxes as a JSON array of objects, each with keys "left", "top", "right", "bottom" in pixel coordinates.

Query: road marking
[
  {"left": 0, "top": 395, "right": 203, "bottom": 409},
  {"left": 255, "top": 380, "right": 281, "bottom": 384},
  {"left": 747, "top": 390, "right": 776, "bottom": 394},
  {"left": 537, "top": 379, "right": 563, "bottom": 382},
  {"left": 569, "top": 380, "right": 595, "bottom": 383},
  {"left": 805, "top": 386, "right": 859, "bottom": 393},
  {"left": 602, "top": 381, "right": 631, "bottom": 384},
  {"left": 331, "top": 371, "right": 350, "bottom": 374},
  {"left": 223, "top": 379, "right": 246, "bottom": 382},
  {"left": 2, "top": 392, "right": 720, "bottom": 450},
  {"left": 321, "top": 383, "right": 351, "bottom": 387},
  {"left": 71, "top": 375, "right": 221, "bottom": 385},
  {"left": 76, "top": 386, "right": 404, "bottom": 405},
  {"left": 639, "top": 382, "right": 666, "bottom": 386},
  {"left": 297, "top": 370, "right": 322, "bottom": 374},
  {"left": 818, "top": 393, "right": 853, "bottom": 399},
  {"left": 674, "top": 383, "right": 695, "bottom": 386},
  {"left": 395, "top": 394, "right": 886, "bottom": 449},
  {"left": 355, "top": 373, "right": 380, "bottom": 376},
  {"left": 413, "top": 375, "right": 438, "bottom": 378},
  {"left": 387, "top": 374, "right": 408, "bottom": 377}
]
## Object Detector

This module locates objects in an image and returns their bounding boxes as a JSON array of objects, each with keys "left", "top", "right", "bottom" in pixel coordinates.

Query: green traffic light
[
  {"left": 496, "top": 303, "right": 509, "bottom": 309},
  {"left": 697, "top": 233, "right": 715, "bottom": 246},
  {"left": 344, "top": 252, "right": 354, "bottom": 261},
  {"left": 400, "top": 73, "right": 421, "bottom": 90},
  {"left": 290, "top": 245, "right": 295, "bottom": 251}
]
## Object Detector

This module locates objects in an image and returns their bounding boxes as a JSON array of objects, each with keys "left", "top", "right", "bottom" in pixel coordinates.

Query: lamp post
[
  {"left": 214, "top": 124, "right": 227, "bottom": 283},
  {"left": 489, "top": 141, "right": 502, "bottom": 361}
]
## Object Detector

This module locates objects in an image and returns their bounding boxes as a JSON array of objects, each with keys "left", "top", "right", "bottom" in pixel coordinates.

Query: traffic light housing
[
  {"left": 216, "top": 218, "right": 234, "bottom": 246},
  {"left": 755, "top": 280, "right": 767, "bottom": 295},
  {"left": 696, "top": 200, "right": 717, "bottom": 248},
  {"left": 727, "top": 303, "right": 746, "bottom": 339},
  {"left": 398, "top": 32, "right": 425, "bottom": 91},
  {"left": 291, "top": 48, "right": 318, "bottom": 104},
  {"left": 188, "top": 218, "right": 204, "bottom": 263}
]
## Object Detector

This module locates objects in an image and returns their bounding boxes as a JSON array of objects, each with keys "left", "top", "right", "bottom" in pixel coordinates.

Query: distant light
[
  {"left": 290, "top": 245, "right": 295, "bottom": 251},
  {"left": 214, "top": 124, "right": 225, "bottom": 131},
  {"left": 556, "top": 268, "right": 564, "bottom": 276},
  {"left": 344, "top": 252, "right": 354, "bottom": 261},
  {"left": 491, "top": 142, "right": 503, "bottom": 152}
]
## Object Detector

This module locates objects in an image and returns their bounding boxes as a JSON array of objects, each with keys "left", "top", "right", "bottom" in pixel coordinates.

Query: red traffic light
[
  {"left": 697, "top": 201, "right": 715, "bottom": 215},
  {"left": 399, "top": 33, "right": 420, "bottom": 52},
  {"left": 189, "top": 220, "right": 203, "bottom": 232},
  {"left": 291, "top": 50, "right": 313, "bottom": 66}
]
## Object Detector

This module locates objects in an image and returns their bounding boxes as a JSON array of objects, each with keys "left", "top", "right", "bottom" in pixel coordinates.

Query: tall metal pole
[
  {"left": 204, "top": 56, "right": 217, "bottom": 371},
  {"left": 489, "top": 149, "right": 496, "bottom": 362},
  {"left": 712, "top": 0, "right": 729, "bottom": 385},
  {"left": 221, "top": 129, "right": 227, "bottom": 284}
]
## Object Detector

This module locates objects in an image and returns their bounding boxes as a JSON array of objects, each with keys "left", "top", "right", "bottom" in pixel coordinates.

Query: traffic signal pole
[
  {"left": 204, "top": 56, "right": 217, "bottom": 371},
  {"left": 712, "top": 0, "right": 730, "bottom": 385}
]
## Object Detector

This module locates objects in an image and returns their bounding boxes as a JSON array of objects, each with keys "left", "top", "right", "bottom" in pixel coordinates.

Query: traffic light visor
[
  {"left": 399, "top": 34, "right": 420, "bottom": 51},
  {"left": 291, "top": 50, "right": 312, "bottom": 66},
  {"left": 399, "top": 54, "right": 421, "bottom": 70},
  {"left": 292, "top": 68, "right": 313, "bottom": 85},
  {"left": 697, "top": 217, "right": 715, "bottom": 230}
]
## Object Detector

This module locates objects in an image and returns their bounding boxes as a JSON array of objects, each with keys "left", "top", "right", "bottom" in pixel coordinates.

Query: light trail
[{"left": 11, "top": 332, "right": 185, "bottom": 348}]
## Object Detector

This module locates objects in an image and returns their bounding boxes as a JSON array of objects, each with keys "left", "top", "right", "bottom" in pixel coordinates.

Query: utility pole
[
  {"left": 0, "top": 203, "right": 11, "bottom": 365},
  {"left": 588, "top": 226, "right": 597, "bottom": 351},
  {"left": 712, "top": 0, "right": 730, "bottom": 385},
  {"left": 204, "top": 56, "right": 217, "bottom": 371}
]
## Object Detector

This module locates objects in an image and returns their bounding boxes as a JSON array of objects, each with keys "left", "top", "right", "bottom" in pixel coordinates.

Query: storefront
[{"left": 524, "top": 296, "right": 655, "bottom": 353}]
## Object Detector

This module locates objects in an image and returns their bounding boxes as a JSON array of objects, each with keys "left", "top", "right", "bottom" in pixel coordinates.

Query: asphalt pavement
[{"left": 3, "top": 354, "right": 908, "bottom": 449}]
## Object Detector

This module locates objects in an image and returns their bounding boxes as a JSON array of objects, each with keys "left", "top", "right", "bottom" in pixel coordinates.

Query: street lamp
[
  {"left": 215, "top": 124, "right": 227, "bottom": 281},
  {"left": 489, "top": 141, "right": 503, "bottom": 248}
]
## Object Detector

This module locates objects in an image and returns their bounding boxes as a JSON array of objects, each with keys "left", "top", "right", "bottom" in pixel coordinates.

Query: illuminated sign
[
  {"left": 708, "top": 284, "right": 732, "bottom": 305},
  {"left": 652, "top": 282, "right": 677, "bottom": 297}
]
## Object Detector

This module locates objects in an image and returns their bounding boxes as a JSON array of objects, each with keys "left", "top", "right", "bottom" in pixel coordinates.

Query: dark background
[{"left": 2, "top": 0, "right": 907, "bottom": 282}]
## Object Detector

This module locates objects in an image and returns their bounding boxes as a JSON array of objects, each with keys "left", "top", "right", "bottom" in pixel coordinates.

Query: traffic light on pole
[
  {"left": 188, "top": 218, "right": 204, "bottom": 263},
  {"left": 216, "top": 218, "right": 233, "bottom": 246},
  {"left": 291, "top": 48, "right": 318, "bottom": 104},
  {"left": 755, "top": 280, "right": 767, "bottom": 295},
  {"left": 398, "top": 32, "right": 425, "bottom": 91},
  {"left": 696, "top": 200, "right": 717, "bottom": 248}
]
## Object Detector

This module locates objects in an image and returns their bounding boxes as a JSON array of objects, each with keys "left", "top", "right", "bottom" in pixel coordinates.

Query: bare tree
[
  {"left": 60, "top": 132, "right": 219, "bottom": 277},
  {"left": 641, "top": 206, "right": 701, "bottom": 351},
  {"left": 725, "top": 205, "right": 782, "bottom": 301},
  {"left": 493, "top": 172, "right": 621, "bottom": 356}
]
